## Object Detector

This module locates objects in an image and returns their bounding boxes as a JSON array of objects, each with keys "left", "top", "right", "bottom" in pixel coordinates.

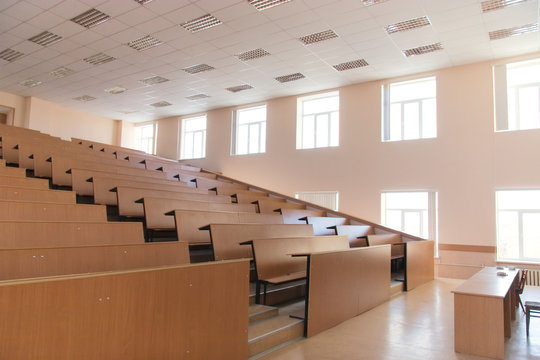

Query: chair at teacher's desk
[
  {"left": 516, "top": 269, "right": 528, "bottom": 313},
  {"left": 526, "top": 301, "right": 540, "bottom": 336}
]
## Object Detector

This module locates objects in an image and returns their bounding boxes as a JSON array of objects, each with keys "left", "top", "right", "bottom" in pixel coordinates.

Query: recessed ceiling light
[
  {"left": 186, "top": 94, "right": 210, "bottom": 100},
  {"left": 74, "top": 95, "right": 96, "bottom": 102},
  {"left": 481, "top": 0, "right": 530, "bottom": 12},
  {"left": 362, "top": 0, "right": 389, "bottom": 6},
  {"left": 0, "top": 48, "right": 24, "bottom": 62},
  {"left": 71, "top": 8, "right": 111, "bottom": 28},
  {"left": 226, "top": 84, "right": 254, "bottom": 93},
  {"left": 150, "top": 101, "right": 172, "bottom": 107},
  {"left": 104, "top": 86, "right": 127, "bottom": 94},
  {"left": 237, "top": 48, "right": 270, "bottom": 61},
  {"left": 83, "top": 53, "right": 116, "bottom": 65},
  {"left": 180, "top": 14, "right": 222, "bottom": 33},
  {"left": 19, "top": 79, "right": 42, "bottom": 88},
  {"left": 489, "top": 23, "right": 538, "bottom": 40},
  {"left": 248, "top": 0, "right": 293, "bottom": 11},
  {"left": 49, "top": 67, "right": 75, "bottom": 78},
  {"left": 275, "top": 73, "right": 305, "bottom": 83},
  {"left": 28, "top": 31, "right": 63, "bottom": 46},
  {"left": 182, "top": 64, "right": 215, "bottom": 74},
  {"left": 299, "top": 29, "right": 338, "bottom": 45},
  {"left": 139, "top": 75, "right": 169, "bottom": 85},
  {"left": 126, "top": 35, "right": 162, "bottom": 51},
  {"left": 402, "top": 43, "right": 443, "bottom": 57},
  {"left": 333, "top": 59, "right": 369, "bottom": 71},
  {"left": 385, "top": 16, "right": 431, "bottom": 34}
]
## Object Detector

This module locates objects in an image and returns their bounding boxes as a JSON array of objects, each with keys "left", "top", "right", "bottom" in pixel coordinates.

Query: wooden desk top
[{"left": 452, "top": 266, "right": 519, "bottom": 298}]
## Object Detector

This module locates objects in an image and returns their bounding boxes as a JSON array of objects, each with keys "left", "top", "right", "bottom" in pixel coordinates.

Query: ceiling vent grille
[
  {"left": 248, "top": 0, "right": 293, "bottom": 11},
  {"left": 481, "top": 0, "right": 530, "bottom": 12},
  {"left": 28, "top": 31, "right": 63, "bottom": 46},
  {"left": 19, "top": 79, "right": 42, "bottom": 88},
  {"left": 186, "top": 94, "right": 210, "bottom": 100},
  {"left": 49, "top": 67, "right": 75, "bottom": 78},
  {"left": 275, "top": 72, "right": 305, "bottom": 83},
  {"left": 139, "top": 75, "right": 169, "bottom": 85},
  {"left": 74, "top": 95, "right": 96, "bottom": 102},
  {"left": 226, "top": 84, "right": 253, "bottom": 93},
  {"left": 180, "top": 14, "right": 222, "bottom": 33},
  {"left": 402, "top": 42, "right": 443, "bottom": 57},
  {"left": 333, "top": 59, "right": 369, "bottom": 71},
  {"left": 489, "top": 23, "right": 538, "bottom": 40},
  {"left": 71, "top": 8, "right": 111, "bottom": 28},
  {"left": 127, "top": 35, "right": 162, "bottom": 51},
  {"left": 0, "top": 48, "right": 24, "bottom": 62},
  {"left": 182, "top": 64, "right": 215, "bottom": 74},
  {"left": 362, "top": 0, "right": 389, "bottom": 6},
  {"left": 237, "top": 48, "right": 270, "bottom": 61},
  {"left": 385, "top": 16, "right": 431, "bottom": 34},
  {"left": 83, "top": 53, "right": 116, "bottom": 65},
  {"left": 150, "top": 101, "right": 172, "bottom": 107},
  {"left": 134, "top": 0, "right": 153, "bottom": 4},
  {"left": 299, "top": 29, "right": 338, "bottom": 45},
  {"left": 105, "top": 86, "right": 127, "bottom": 94}
]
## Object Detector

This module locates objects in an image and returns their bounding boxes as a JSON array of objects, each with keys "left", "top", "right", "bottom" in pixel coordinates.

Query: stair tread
[
  {"left": 249, "top": 304, "right": 277, "bottom": 316},
  {"left": 248, "top": 315, "right": 303, "bottom": 342}
]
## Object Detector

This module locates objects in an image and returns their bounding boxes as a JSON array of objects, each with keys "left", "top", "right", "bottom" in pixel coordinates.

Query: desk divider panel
[
  {"left": 0, "top": 186, "right": 76, "bottom": 204},
  {"left": 0, "top": 259, "right": 249, "bottom": 359},
  {"left": 0, "top": 200, "right": 106, "bottom": 222},
  {"left": 405, "top": 240, "right": 435, "bottom": 291},
  {"left": 0, "top": 175, "right": 49, "bottom": 190}
]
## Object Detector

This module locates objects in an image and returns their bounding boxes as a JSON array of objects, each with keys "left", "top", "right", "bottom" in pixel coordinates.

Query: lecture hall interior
[{"left": 1, "top": 0, "right": 540, "bottom": 359}]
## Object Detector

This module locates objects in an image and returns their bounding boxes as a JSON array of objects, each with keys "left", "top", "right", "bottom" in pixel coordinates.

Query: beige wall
[{"left": 155, "top": 116, "right": 180, "bottom": 159}]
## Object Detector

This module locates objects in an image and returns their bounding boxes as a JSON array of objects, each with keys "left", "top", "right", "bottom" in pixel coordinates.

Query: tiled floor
[{"left": 260, "top": 278, "right": 540, "bottom": 360}]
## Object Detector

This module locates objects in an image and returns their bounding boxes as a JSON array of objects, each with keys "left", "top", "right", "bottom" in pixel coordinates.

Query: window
[
  {"left": 134, "top": 123, "right": 156, "bottom": 154},
  {"left": 180, "top": 115, "right": 206, "bottom": 160},
  {"left": 295, "top": 191, "right": 339, "bottom": 211},
  {"left": 494, "top": 58, "right": 540, "bottom": 132},
  {"left": 496, "top": 190, "right": 540, "bottom": 262},
  {"left": 232, "top": 105, "right": 266, "bottom": 155},
  {"left": 382, "top": 76, "right": 436, "bottom": 141},
  {"left": 296, "top": 91, "right": 339, "bottom": 149},
  {"left": 381, "top": 191, "right": 438, "bottom": 243}
]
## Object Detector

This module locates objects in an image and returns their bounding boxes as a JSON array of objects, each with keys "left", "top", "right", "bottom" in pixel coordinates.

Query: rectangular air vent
[
  {"left": 127, "top": 35, "right": 162, "bottom": 51},
  {"left": 299, "top": 29, "right": 338, "bottom": 45},
  {"left": 333, "top": 59, "right": 369, "bottom": 71},
  {"left": 385, "top": 16, "right": 431, "bottom": 34},
  {"left": 186, "top": 94, "right": 210, "bottom": 100},
  {"left": 150, "top": 101, "right": 172, "bottom": 107},
  {"left": 105, "top": 86, "right": 127, "bottom": 94},
  {"left": 83, "top": 53, "right": 116, "bottom": 65},
  {"left": 28, "top": 31, "right": 63, "bottom": 46},
  {"left": 71, "top": 8, "right": 111, "bottom": 28},
  {"left": 182, "top": 64, "right": 215, "bottom": 74},
  {"left": 481, "top": 0, "right": 530, "bottom": 12},
  {"left": 248, "top": 0, "right": 293, "bottom": 11},
  {"left": 275, "top": 72, "right": 305, "bottom": 83},
  {"left": 180, "top": 14, "right": 222, "bottom": 33},
  {"left": 134, "top": 0, "right": 153, "bottom": 4},
  {"left": 362, "top": 0, "right": 389, "bottom": 6},
  {"left": 0, "top": 48, "right": 24, "bottom": 62},
  {"left": 74, "top": 95, "right": 96, "bottom": 102},
  {"left": 237, "top": 48, "right": 270, "bottom": 61},
  {"left": 19, "top": 79, "right": 42, "bottom": 88},
  {"left": 402, "top": 42, "right": 443, "bottom": 57},
  {"left": 489, "top": 23, "right": 538, "bottom": 40},
  {"left": 139, "top": 75, "right": 169, "bottom": 85},
  {"left": 226, "top": 84, "right": 253, "bottom": 93},
  {"left": 49, "top": 67, "right": 75, "bottom": 78}
]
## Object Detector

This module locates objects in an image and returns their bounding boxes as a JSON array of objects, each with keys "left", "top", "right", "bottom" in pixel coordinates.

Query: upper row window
[
  {"left": 296, "top": 91, "right": 339, "bottom": 149},
  {"left": 232, "top": 105, "right": 266, "bottom": 155},
  {"left": 180, "top": 115, "right": 206, "bottom": 160},
  {"left": 134, "top": 123, "right": 156, "bottom": 155}
]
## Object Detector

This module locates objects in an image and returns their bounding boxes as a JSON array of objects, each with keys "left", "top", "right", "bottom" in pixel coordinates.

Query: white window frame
[
  {"left": 134, "top": 123, "right": 157, "bottom": 155},
  {"left": 232, "top": 105, "right": 267, "bottom": 155},
  {"left": 180, "top": 115, "right": 206, "bottom": 160},
  {"left": 382, "top": 76, "right": 437, "bottom": 142},
  {"left": 296, "top": 91, "right": 339, "bottom": 149}
]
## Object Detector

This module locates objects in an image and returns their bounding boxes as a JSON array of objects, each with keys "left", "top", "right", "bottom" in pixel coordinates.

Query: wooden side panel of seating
[
  {"left": 257, "top": 199, "right": 306, "bottom": 213},
  {"left": 405, "top": 240, "right": 435, "bottom": 291},
  {"left": 304, "top": 216, "right": 349, "bottom": 236},
  {"left": 144, "top": 198, "right": 258, "bottom": 230},
  {"left": 0, "top": 186, "right": 76, "bottom": 203},
  {"left": 0, "top": 159, "right": 5, "bottom": 166},
  {"left": 0, "top": 200, "right": 106, "bottom": 222},
  {"left": 174, "top": 210, "right": 283, "bottom": 245},
  {"left": 193, "top": 177, "right": 248, "bottom": 191},
  {"left": 0, "top": 175, "right": 49, "bottom": 190},
  {"left": 208, "top": 224, "right": 314, "bottom": 261},
  {"left": 279, "top": 208, "right": 326, "bottom": 224},
  {"left": 0, "top": 166, "right": 26, "bottom": 177},
  {"left": 334, "top": 225, "right": 374, "bottom": 247},
  {"left": 307, "top": 245, "right": 391, "bottom": 337},
  {"left": 0, "top": 259, "right": 249, "bottom": 359},
  {"left": 234, "top": 192, "right": 275, "bottom": 204},
  {"left": 1, "top": 135, "right": 21, "bottom": 164},
  {"left": 0, "top": 242, "right": 191, "bottom": 281},
  {"left": 92, "top": 177, "right": 207, "bottom": 205},
  {"left": 253, "top": 235, "right": 350, "bottom": 282},
  {"left": 0, "top": 221, "right": 144, "bottom": 248},
  {"left": 367, "top": 234, "right": 404, "bottom": 258}
]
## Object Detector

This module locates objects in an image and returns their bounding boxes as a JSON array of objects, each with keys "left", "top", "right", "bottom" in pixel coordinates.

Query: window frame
[
  {"left": 231, "top": 104, "right": 267, "bottom": 156},
  {"left": 134, "top": 122, "right": 157, "bottom": 155},
  {"left": 180, "top": 115, "right": 207, "bottom": 160},
  {"left": 296, "top": 91, "right": 339, "bottom": 149}
]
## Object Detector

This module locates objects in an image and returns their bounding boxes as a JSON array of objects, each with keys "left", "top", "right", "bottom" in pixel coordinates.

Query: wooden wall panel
[
  {"left": 307, "top": 245, "right": 391, "bottom": 337},
  {"left": 405, "top": 240, "right": 435, "bottom": 291},
  {"left": 0, "top": 260, "right": 249, "bottom": 359}
]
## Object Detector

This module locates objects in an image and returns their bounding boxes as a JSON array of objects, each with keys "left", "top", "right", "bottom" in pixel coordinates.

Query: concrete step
[
  {"left": 249, "top": 280, "right": 306, "bottom": 306},
  {"left": 249, "top": 304, "right": 279, "bottom": 323},
  {"left": 248, "top": 315, "right": 304, "bottom": 358},
  {"left": 391, "top": 281, "right": 404, "bottom": 296}
]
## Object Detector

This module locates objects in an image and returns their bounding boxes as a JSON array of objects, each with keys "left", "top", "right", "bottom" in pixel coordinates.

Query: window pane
[
  {"left": 518, "top": 86, "right": 540, "bottom": 130},
  {"left": 303, "top": 115, "right": 315, "bottom": 149},
  {"left": 193, "top": 131, "right": 203, "bottom": 159},
  {"left": 403, "top": 102, "right": 420, "bottom": 140},
  {"left": 183, "top": 133, "right": 194, "bottom": 159},
  {"left": 237, "top": 125, "right": 248, "bottom": 155},
  {"left": 330, "top": 112, "right": 339, "bottom": 146},
  {"left": 523, "top": 213, "right": 540, "bottom": 259},
  {"left": 315, "top": 114, "right": 329, "bottom": 148},
  {"left": 303, "top": 95, "right": 338, "bottom": 115},
  {"left": 497, "top": 210, "right": 519, "bottom": 260},
  {"left": 497, "top": 190, "right": 540, "bottom": 210},
  {"left": 260, "top": 122, "right": 266, "bottom": 153},
  {"left": 389, "top": 103, "right": 402, "bottom": 141},
  {"left": 249, "top": 123, "right": 260, "bottom": 153},
  {"left": 422, "top": 98, "right": 437, "bottom": 138},
  {"left": 403, "top": 211, "right": 421, "bottom": 237},
  {"left": 390, "top": 77, "right": 436, "bottom": 102},
  {"left": 386, "top": 210, "right": 402, "bottom": 231},
  {"left": 507, "top": 88, "right": 517, "bottom": 130},
  {"left": 238, "top": 106, "right": 266, "bottom": 125},
  {"left": 386, "top": 192, "right": 428, "bottom": 209}
]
